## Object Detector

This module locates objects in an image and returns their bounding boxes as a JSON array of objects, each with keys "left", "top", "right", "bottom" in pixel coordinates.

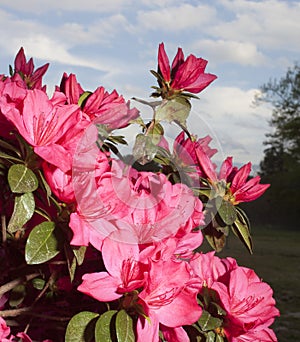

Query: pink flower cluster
[{"left": 0, "top": 46, "right": 278, "bottom": 341}]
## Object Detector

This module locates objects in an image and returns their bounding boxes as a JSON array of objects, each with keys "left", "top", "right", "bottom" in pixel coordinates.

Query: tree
[
  {"left": 250, "top": 63, "right": 300, "bottom": 226},
  {"left": 256, "top": 63, "right": 300, "bottom": 176}
]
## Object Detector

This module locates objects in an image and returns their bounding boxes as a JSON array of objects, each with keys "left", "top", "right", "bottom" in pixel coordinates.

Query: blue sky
[{"left": 1, "top": 0, "right": 299, "bottom": 169}]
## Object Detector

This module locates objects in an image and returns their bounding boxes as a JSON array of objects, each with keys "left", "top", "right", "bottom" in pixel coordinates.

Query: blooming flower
[
  {"left": 154, "top": 42, "right": 217, "bottom": 98},
  {"left": 190, "top": 252, "right": 279, "bottom": 340},
  {"left": 0, "top": 317, "right": 13, "bottom": 342},
  {"left": 189, "top": 251, "right": 237, "bottom": 288},
  {"left": 12, "top": 47, "right": 49, "bottom": 90},
  {"left": 171, "top": 131, "right": 218, "bottom": 186},
  {"left": 58, "top": 72, "right": 139, "bottom": 130},
  {"left": 78, "top": 238, "right": 201, "bottom": 342},
  {"left": 1, "top": 88, "right": 80, "bottom": 171},
  {"left": 196, "top": 148, "right": 270, "bottom": 204},
  {"left": 78, "top": 239, "right": 148, "bottom": 302}
]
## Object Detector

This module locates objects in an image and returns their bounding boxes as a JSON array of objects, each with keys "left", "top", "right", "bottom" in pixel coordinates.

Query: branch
[{"left": 0, "top": 273, "right": 40, "bottom": 297}]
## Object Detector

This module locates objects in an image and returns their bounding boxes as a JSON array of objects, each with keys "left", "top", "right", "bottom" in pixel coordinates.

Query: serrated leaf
[
  {"left": 216, "top": 197, "right": 237, "bottom": 226},
  {"left": 231, "top": 208, "right": 253, "bottom": 254},
  {"left": 65, "top": 311, "right": 99, "bottom": 342},
  {"left": 7, "top": 192, "right": 35, "bottom": 233},
  {"left": 198, "top": 310, "right": 222, "bottom": 332},
  {"left": 115, "top": 310, "right": 135, "bottom": 342},
  {"left": 95, "top": 310, "right": 117, "bottom": 342},
  {"left": 25, "top": 221, "right": 61, "bottom": 264},
  {"left": 8, "top": 164, "right": 38, "bottom": 193},
  {"left": 155, "top": 97, "right": 191, "bottom": 128}
]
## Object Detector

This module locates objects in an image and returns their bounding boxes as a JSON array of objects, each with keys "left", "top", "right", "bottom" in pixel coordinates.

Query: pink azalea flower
[
  {"left": 189, "top": 251, "right": 237, "bottom": 288},
  {"left": 0, "top": 317, "right": 13, "bottom": 341},
  {"left": 12, "top": 47, "right": 49, "bottom": 90},
  {"left": 231, "top": 327, "right": 278, "bottom": 342},
  {"left": 137, "top": 258, "right": 202, "bottom": 332},
  {"left": 78, "top": 239, "right": 201, "bottom": 341},
  {"left": 160, "top": 325, "right": 190, "bottom": 342},
  {"left": 98, "top": 161, "right": 204, "bottom": 244},
  {"left": 196, "top": 148, "right": 270, "bottom": 204},
  {"left": 16, "top": 332, "right": 53, "bottom": 342},
  {"left": 172, "top": 131, "right": 217, "bottom": 186},
  {"left": 156, "top": 43, "right": 217, "bottom": 98},
  {"left": 0, "top": 76, "right": 28, "bottom": 139},
  {"left": 70, "top": 158, "right": 204, "bottom": 247},
  {"left": 1, "top": 88, "right": 80, "bottom": 171},
  {"left": 42, "top": 162, "right": 75, "bottom": 203},
  {"left": 58, "top": 73, "right": 139, "bottom": 130},
  {"left": 211, "top": 266, "right": 280, "bottom": 338},
  {"left": 78, "top": 239, "right": 148, "bottom": 301}
]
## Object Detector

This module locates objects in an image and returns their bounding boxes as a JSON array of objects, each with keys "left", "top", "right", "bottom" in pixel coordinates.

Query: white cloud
[
  {"left": 215, "top": 0, "right": 300, "bottom": 51},
  {"left": 192, "top": 39, "right": 267, "bottom": 66},
  {"left": 187, "top": 86, "right": 272, "bottom": 165},
  {"left": 0, "top": 0, "right": 133, "bottom": 13},
  {"left": 137, "top": 4, "right": 217, "bottom": 31}
]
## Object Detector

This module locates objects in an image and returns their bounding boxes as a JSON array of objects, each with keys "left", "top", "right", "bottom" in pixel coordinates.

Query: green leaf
[
  {"left": 73, "top": 246, "right": 87, "bottom": 266},
  {"left": 25, "top": 221, "right": 61, "bottom": 264},
  {"left": 147, "top": 122, "right": 164, "bottom": 145},
  {"left": 8, "top": 164, "right": 38, "bottom": 193},
  {"left": 65, "top": 311, "right": 99, "bottom": 342},
  {"left": 7, "top": 192, "right": 35, "bottom": 233},
  {"left": 132, "top": 133, "right": 158, "bottom": 165},
  {"left": 216, "top": 197, "right": 237, "bottom": 226},
  {"left": 78, "top": 91, "right": 92, "bottom": 108},
  {"left": 207, "top": 331, "right": 217, "bottom": 342},
  {"left": 31, "top": 278, "right": 46, "bottom": 290},
  {"left": 215, "top": 334, "right": 225, "bottom": 342},
  {"left": 115, "top": 310, "right": 135, "bottom": 342},
  {"left": 37, "top": 169, "right": 52, "bottom": 200},
  {"left": 231, "top": 207, "right": 253, "bottom": 254},
  {"left": 198, "top": 310, "right": 222, "bottom": 332},
  {"left": 95, "top": 310, "right": 117, "bottom": 342},
  {"left": 64, "top": 244, "right": 77, "bottom": 283},
  {"left": 9, "top": 284, "right": 26, "bottom": 307},
  {"left": 155, "top": 97, "right": 191, "bottom": 128}
]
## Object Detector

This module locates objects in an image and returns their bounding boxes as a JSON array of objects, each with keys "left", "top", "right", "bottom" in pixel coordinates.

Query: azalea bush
[{"left": 0, "top": 44, "right": 279, "bottom": 342}]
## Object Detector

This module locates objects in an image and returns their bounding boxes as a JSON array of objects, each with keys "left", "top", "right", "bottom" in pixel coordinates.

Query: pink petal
[
  {"left": 78, "top": 272, "right": 121, "bottom": 302},
  {"left": 158, "top": 43, "right": 171, "bottom": 82}
]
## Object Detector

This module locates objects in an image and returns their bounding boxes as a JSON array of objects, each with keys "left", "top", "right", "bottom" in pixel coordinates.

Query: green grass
[{"left": 202, "top": 226, "right": 300, "bottom": 341}]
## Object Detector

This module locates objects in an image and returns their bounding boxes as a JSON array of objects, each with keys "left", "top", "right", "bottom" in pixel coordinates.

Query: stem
[
  {"left": 0, "top": 307, "right": 71, "bottom": 321},
  {"left": 0, "top": 273, "right": 40, "bottom": 297},
  {"left": 1, "top": 214, "right": 6, "bottom": 243},
  {"left": 131, "top": 97, "right": 161, "bottom": 109},
  {"left": 32, "top": 271, "right": 57, "bottom": 305},
  {"left": 0, "top": 307, "right": 32, "bottom": 318}
]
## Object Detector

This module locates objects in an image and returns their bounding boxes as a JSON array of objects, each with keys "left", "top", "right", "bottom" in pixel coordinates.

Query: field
[{"left": 202, "top": 226, "right": 300, "bottom": 341}]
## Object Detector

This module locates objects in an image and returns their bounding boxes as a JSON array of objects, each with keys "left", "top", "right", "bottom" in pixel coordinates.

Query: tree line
[{"left": 243, "top": 63, "right": 300, "bottom": 228}]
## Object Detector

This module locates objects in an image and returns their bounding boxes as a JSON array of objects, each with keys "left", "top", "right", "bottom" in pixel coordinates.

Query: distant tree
[
  {"left": 248, "top": 63, "right": 300, "bottom": 227},
  {"left": 256, "top": 63, "right": 300, "bottom": 176}
]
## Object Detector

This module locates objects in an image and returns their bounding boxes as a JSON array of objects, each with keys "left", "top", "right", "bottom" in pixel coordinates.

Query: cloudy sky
[{"left": 1, "top": 0, "right": 299, "bottom": 169}]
